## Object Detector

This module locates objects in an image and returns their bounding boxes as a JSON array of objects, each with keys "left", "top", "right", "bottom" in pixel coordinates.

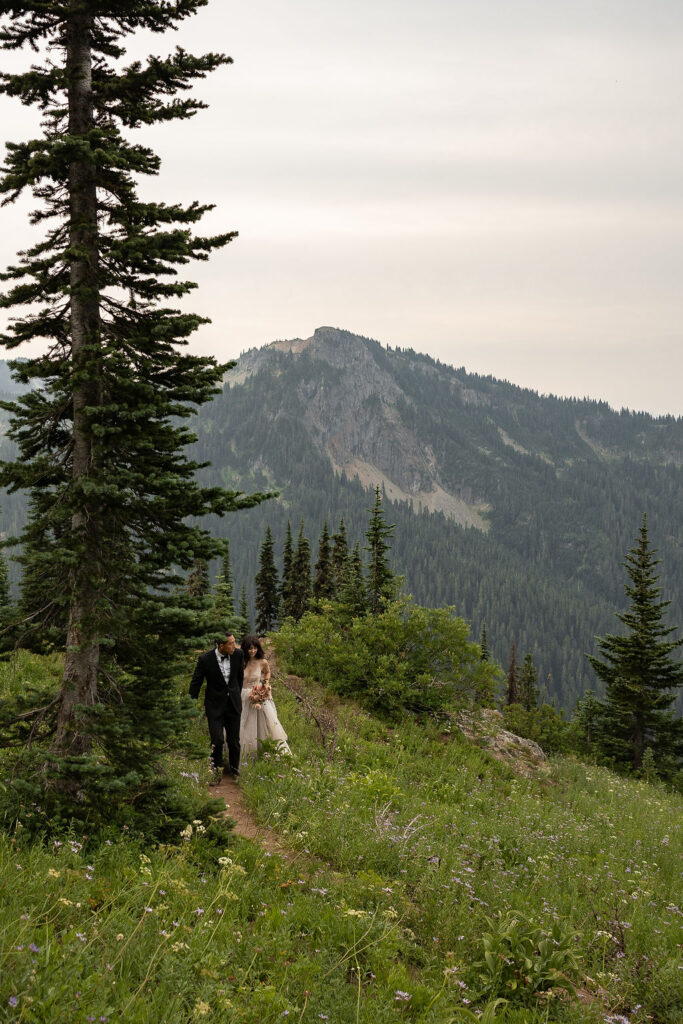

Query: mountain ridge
[
  {"left": 189, "top": 325, "right": 682, "bottom": 710},
  {"left": 0, "top": 328, "right": 681, "bottom": 710}
]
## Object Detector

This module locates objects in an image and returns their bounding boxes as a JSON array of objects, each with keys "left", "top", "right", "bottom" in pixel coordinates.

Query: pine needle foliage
[
  {"left": 0, "top": 549, "right": 12, "bottom": 631},
  {"left": 313, "top": 520, "right": 334, "bottom": 601},
  {"left": 338, "top": 541, "right": 367, "bottom": 618},
  {"left": 238, "top": 582, "right": 250, "bottom": 635},
  {"left": 289, "top": 520, "right": 311, "bottom": 621},
  {"left": 588, "top": 515, "right": 683, "bottom": 774},
  {"left": 280, "top": 519, "right": 295, "bottom": 618},
  {"left": 214, "top": 544, "right": 235, "bottom": 617},
  {"left": 330, "top": 515, "right": 348, "bottom": 597},
  {"left": 519, "top": 652, "right": 540, "bottom": 711},
  {"left": 185, "top": 558, "right": 210, "bottom": 601},
  {"left": 479, "top": 623, "right": 489, "bottom": 661},
  {"left": 254, "top": 525, "right": 279, "bottom": 633},
  {"left": 365, "top": 486, "right": 396, "bottom": 615},
  {"left": 213, "top": 541, "right": 243, "bottom": 637},
  {"left": 505, "top": 641, "right": 518, "bottom": 705},
  {"left": 0, "top": 1, "right": 267, "bottom": 827}
]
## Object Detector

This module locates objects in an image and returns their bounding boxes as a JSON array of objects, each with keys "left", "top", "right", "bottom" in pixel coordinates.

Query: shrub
[
  {"left": 272, "top": 599, "right": 499, "bottom": 720},
  {"left": 502, "top": 703, "right": 571, "bottom": 755}
]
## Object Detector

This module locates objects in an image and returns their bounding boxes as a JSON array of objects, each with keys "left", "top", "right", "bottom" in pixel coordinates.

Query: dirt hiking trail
[{"left": 209, "top": 645, "right": 307, "bottom": 864}]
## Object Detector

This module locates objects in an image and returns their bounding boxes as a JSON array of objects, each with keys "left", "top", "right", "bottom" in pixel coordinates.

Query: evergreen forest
[
  {"left": 2, "top": 325, "right": 682, "bottom": 712},
  {"left": 184, "top": 328, "right": 682, "bottom": 713}
]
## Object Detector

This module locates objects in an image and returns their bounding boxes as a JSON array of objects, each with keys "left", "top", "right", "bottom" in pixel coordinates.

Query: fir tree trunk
[{"left": 55, "top": 6, "right": 101, "bottom": 754}]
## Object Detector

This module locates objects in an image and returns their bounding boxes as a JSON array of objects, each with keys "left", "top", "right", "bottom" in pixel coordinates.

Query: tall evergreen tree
[
  {"left": 213, "top": 543, "right": 235, "bottom": 622},
  {"left": 506, "top": 641, "right": 519, "bottom": 705},
  {"left": 313, "top": 521, "right": 334, "bottom": 601},
  {"left": 331, "top": 516, "right": 349, "bottom": 597},
  {"left": 339, "top": 542, "right": 367, "bottom": 617},
  {"left": 0, "top": 2, "right": 265, "bottom": 818},
  {"left": 519, "top": 652, "right": 539, "bottom": 710},
  {"left": 588, "top": 516, "right": 683, "bottom": 773},
  {"left": 571, "top": 689, "right": 603, "bottom": 754},
  {"left": 238, "top": 583, "right": 251, "bottom": 635},
  {"left": 186, "top": 558, "right": 210, "bottom": 601},
  {"left": 280, "top": 519, "right": 295, "bottom": 619},
  {"left": 365, "top": 486, "right": 396, "bottom": 615},
  {"left": 210, "top": 541, "right": 245, "bottom": 639},
  {"left": 479, "top": 623, "right": 490, "bottom": 662},
  {"left": 289, "top": 521, "right": 312, "bottom": 621},
  {"left": 180, "top": 557, "right": 220, "bottom": 649},
  {"left": 254, "top": 525, "right": 279, "bottom": 633}
]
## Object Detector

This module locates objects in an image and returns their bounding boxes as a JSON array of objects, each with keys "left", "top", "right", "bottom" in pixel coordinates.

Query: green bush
[
  {"left": 502, "top": 703, "right": 571, "bottom": 755},
  {"left": 272, "top": 598, "right": 499, "bottom": 720}
]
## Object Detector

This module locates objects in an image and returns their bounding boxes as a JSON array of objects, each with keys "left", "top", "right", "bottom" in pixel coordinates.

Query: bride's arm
[{"left": 261, "top": 659, "right": 271, "bottom": 684}]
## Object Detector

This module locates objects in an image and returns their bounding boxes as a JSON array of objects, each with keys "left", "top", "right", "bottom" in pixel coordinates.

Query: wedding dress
[{"left": 240, "top": 657, "right": 291, "bottom": 757}]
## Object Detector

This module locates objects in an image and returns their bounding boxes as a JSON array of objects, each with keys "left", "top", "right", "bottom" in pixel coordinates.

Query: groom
[{"left": 189, "top": 633, "right": 244, "bottom": 781}]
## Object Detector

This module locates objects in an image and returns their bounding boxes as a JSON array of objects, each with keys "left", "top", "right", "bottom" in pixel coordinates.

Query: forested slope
[
  {"left": 186, "top": 327, "right": 683, "bottom": 712},
  {"left": 1, "top": 328, "right": 681, "bottom": 712}
]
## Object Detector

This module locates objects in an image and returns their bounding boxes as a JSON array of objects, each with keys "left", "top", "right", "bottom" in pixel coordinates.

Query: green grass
[{"left": 1, "top": 658, "right": 681, "bottom": 1023}]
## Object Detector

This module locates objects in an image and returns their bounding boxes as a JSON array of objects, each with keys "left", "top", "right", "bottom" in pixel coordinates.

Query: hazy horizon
[
  {"left": 234, "top": 324, "right": 683, "bottom": 419},
  {"left": 1, "top": 1, "right": 681, "bottom": 416}
]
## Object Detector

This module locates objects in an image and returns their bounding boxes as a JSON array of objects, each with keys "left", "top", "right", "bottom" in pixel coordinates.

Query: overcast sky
[{"left": 1, "top": 0, "right": 682, "bottom": 414}]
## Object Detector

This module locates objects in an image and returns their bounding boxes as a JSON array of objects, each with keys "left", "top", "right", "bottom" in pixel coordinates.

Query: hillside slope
[{"left": 2, "top": 649, "right": 681, "bottom": 1023}]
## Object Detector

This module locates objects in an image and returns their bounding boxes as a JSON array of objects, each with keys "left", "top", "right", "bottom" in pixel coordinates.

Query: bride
[{"left": 239, "top": 635, "right": 291, "bottom": 758}]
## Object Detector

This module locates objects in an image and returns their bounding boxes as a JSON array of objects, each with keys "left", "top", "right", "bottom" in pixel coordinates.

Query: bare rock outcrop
[{"left": 454, "top": 708, "right": 550, "bottom": 778}]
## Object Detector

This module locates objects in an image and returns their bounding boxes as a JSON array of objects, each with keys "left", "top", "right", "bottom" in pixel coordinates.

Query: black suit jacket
[{"left": 189, "top": 647, "right": 244, "bottom": 717}]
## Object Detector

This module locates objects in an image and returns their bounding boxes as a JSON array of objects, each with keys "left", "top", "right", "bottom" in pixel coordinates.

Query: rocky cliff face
[
  {"left": 227, "top": 327, "right": 490, "bottom": 529},
  {"left": 225, "top": 325, "right": 683, "bottom": 534},
  {"left": 297, "top": 331, "right": 435, "bottom": 496}
]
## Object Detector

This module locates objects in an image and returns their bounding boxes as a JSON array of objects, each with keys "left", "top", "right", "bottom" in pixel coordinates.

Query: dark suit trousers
[{"left": 206, "top": 701, "right": 240, "bottom": 773}]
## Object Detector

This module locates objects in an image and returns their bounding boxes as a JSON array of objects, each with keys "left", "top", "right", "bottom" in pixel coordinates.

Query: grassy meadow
[{"left": 1, "top": 652, "right": 681, "bottom": 1023}]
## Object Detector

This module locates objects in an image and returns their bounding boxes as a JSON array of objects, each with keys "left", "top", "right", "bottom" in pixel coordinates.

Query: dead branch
[{"left": 276, "top": 672, "right": 338, "bottom": 759}]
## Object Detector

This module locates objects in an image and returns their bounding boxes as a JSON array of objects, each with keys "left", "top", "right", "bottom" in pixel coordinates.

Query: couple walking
[{"left": 189, "top": 633, "right": 290, "bottom": 782}]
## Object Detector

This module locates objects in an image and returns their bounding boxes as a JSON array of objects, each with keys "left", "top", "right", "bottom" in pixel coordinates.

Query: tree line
[
  {"left": 180, "top": 486, "right": 397, "bottom": 640},
  {"left": 183, "top": 343, "right": 683, "bottom": 714},
  {"left": 194, "top": 499, "right": 683, "bottom": 783}
]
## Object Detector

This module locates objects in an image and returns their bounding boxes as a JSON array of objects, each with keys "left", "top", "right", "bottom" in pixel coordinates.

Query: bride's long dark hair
[{"left": 241, "top": 634, "right": 265, "bottom": 660}]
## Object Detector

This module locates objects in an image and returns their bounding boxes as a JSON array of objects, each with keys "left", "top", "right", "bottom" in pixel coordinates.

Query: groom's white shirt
[{"left": 215, "top": 647, "right": 231, "bottom": 684}]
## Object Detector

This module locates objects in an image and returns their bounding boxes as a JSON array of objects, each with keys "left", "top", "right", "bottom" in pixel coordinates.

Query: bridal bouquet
[{"left": 249, "top": 682, "right": 271, "bottom": 710}]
